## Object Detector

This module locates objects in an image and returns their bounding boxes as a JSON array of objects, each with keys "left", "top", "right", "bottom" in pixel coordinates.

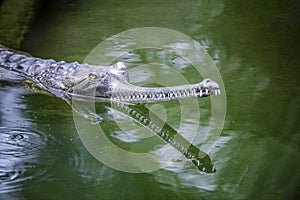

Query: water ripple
[{"left": 0, "top": 126, "right": 58, "bottom": 194}]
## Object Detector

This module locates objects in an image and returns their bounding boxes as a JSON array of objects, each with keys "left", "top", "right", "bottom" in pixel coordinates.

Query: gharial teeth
[{"left": 213, "top": 89, "right": 221, "bottom": 95}]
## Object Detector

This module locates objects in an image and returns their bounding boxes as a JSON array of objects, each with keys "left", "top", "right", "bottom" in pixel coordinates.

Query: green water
[{"left": 1, "top": 0, "right": 299, "bottom": 199}]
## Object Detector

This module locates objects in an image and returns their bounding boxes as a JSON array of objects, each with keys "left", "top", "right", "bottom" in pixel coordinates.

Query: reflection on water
[{"left": 71, "top": 99, "right": 216, "bottom": 173}]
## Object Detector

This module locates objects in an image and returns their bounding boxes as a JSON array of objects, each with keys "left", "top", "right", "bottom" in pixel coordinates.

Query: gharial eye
[{"left": 88, "top": 73, "right": 99, "bottom": 82}]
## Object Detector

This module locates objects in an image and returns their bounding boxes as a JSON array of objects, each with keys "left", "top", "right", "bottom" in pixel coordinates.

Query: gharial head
[
  {"left": 72, "top": 62, "right": 130, "bottom": 98},
  {"left": 72, "top": 61, "right": 221, "bottom": 102}
]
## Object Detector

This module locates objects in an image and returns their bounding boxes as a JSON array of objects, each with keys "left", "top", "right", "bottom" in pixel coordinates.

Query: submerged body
[{"left": 0, "top": 46, "right": 220, "bottom": 103}]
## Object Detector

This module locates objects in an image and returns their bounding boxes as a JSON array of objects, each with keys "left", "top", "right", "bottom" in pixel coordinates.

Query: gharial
[
  {"left": 0, "top": 46, "right": 221, "bottom": 103},
  {"left": 0, "top": 45, "right": 220, "bottom": 173}
]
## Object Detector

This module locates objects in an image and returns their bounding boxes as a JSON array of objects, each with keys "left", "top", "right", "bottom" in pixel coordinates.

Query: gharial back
[
  {"left": 0, "top": 45, "right": 132, "bottom": 99},
  {"left": 0, "top": 46, "right": 82, "bottom": 92}
]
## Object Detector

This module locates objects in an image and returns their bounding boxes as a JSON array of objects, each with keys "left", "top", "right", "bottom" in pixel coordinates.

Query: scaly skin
[{"left": 0, "top": 47, "right": 220, "bottom": 103}]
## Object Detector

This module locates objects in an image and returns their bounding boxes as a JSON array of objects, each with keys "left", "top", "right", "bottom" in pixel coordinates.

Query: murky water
[{"left": 0, "top": 0, "right": 299, "bottom": 199}]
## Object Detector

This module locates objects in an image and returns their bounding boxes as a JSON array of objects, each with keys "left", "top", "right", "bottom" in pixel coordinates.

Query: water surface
[{"left": 0, "top": 0, "right": 299, "bottom": 199}]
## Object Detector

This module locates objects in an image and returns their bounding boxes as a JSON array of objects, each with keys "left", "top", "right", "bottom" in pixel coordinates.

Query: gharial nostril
[{"left": 115, "top": 62, "right": 127, "bottom": 70}]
